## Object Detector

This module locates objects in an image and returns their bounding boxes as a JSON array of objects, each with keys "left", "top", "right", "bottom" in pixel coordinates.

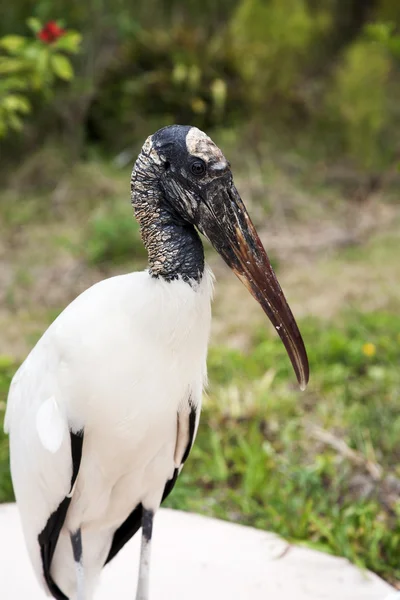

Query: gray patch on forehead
[
  {"left": 186, "top": 127, "right": 225, "bottom": 163},
  {"left": 142, "top": 135, "right": 153, "bottom": 155},
  {"left": 141, "top": 134, "right": 164, "bottom": 166}
]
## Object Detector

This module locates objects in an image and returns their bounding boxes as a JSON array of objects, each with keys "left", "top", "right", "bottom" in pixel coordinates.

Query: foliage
[
  {"left": 366, "top": 21, "right": 400, "bottom": 60},
  {"left": 87, "top": 25, "right": 239, "bottom": 149},
  {"left": 85, "top": 203, "right": 147, "bottom": 265},
  {"left": 1, "top": 1, "right": 400, "bottom": 170},
  {"left": 230, "top": 0, "right": 328, "bottom": 105},
  {"left": 0, "top": 18, "right": 80, "bottom": 138},
  {"left": 327, "top": 40, "right": 391, "bottom": 168}
]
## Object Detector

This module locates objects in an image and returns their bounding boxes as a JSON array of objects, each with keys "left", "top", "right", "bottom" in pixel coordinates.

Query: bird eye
[{"left": 190, "top": 160, "right": 206, "bottom": 176}]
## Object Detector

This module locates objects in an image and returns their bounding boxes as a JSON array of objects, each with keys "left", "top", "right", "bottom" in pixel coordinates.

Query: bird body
[
  {"left": 5, "top": 125, "right": 308, "bottom": 600},
  {"left": 6, "top": 269, "right": 213, "bottom": 598}
]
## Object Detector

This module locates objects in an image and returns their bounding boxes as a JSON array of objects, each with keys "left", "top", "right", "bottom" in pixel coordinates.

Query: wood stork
[{"left": 4, "top": 125, "right": 309, "bottom": 600}]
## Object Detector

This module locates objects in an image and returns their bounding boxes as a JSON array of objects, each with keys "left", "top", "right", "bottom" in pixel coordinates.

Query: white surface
[{"left": 0, "top": 503, "right": 394, "bottom": 600}]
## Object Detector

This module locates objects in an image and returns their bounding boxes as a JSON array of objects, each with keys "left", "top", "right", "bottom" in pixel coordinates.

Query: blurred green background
[{"left": 1, "top": 0, "right": 400, "bottom": 587}]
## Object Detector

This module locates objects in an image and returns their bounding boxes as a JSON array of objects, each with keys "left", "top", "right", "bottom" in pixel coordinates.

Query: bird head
[{"left": 132, "top": 125, "right": 309, "bottom": 391}]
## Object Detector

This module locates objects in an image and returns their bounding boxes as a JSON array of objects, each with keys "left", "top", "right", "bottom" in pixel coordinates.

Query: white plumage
[{"left": 5, "top": 269, "right": 213, "bottom": 598}]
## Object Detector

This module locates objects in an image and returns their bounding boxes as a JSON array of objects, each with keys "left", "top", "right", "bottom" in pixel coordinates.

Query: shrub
[
  {"left": 85, "top": 203, "right": 147, "bottom": 266},
  {"left": 230, "top": 0, "right": 329, "bottom": 106},
  {"left": 0, "top": 18, "right": 80, "bottom": 138},
  {"left": 327, "top": 40, "right": 391, "bottom": 168}
]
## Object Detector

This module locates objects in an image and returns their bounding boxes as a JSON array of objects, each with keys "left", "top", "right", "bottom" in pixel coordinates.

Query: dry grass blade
[
  {"left": 307, "top": 423, "right": 400, "bottom": 506},
  {"left": 307, "top": 423, "right": 383, "bottom": 480}
]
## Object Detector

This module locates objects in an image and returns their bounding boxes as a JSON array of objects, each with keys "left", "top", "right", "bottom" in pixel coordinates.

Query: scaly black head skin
[
  {"left": 151, "top": 125, "right": 231, "bottom": 225},
  {"left": 131, "top": 125, "right": 309, "bottom": 390},
  {"left": 131, "top": 124, "right": 231, "bottom": 230}
]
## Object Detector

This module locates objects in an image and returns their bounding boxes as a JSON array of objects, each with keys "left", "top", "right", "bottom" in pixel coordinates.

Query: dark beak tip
[{"left": 281, "top": 329, "right": 309, "bottom": 393}]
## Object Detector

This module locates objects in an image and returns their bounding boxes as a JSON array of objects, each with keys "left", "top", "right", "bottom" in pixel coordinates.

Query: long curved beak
[{"left": 197, "top": 178, "right": 309, "bottom": 390}]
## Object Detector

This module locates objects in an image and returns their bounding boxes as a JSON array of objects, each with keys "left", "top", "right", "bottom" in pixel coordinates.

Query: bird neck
[
  {"left": 131, "top": 160, "right": 205, "bottom": 284},
  {"left": 141, "top": 206, "right": 205, "bottom": 284}
]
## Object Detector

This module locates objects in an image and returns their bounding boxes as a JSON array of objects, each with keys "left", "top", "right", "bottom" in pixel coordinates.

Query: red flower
[{"left": 37, "top": 21, "right": 66, "bottom": 44}]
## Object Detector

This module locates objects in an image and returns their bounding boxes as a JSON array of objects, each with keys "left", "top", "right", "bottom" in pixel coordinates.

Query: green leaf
[
  {"left": 0, "top": 77, "right": 28, "bottom": 93},
  {"left": 0, "top": 58, "right": 26, "bottom": 74},
  {"left": 388, "top": 37, "right": 400, "bottom": 60},
  {"left": 26, "top": 18, "right": 42, "bottom": 34},
  {"left": 50, "top": 54, "right": 74, "bottom": 81},
  {"left": 24, "top": 44, "right": 42, "bottom": 61},
  {"left": 0, "top": 36, "right": 26, "bottom": 54},
  {"left": 2, "top": 94, "right": 31, "bottom": 114},
  {"left": 35, "top": 48, "right": 50, "bottom": 77},
  {"left": 7, "top": 112, "right": 23, "bottom": 131},
  {"left": 210, "top": 78, "right": 227, "bottom": 111},
  {"left": 365, "top": 22, "right": 395, "bottom": 44},
  {"left": 52, "top": 32, "right": 82, "bottom": 54}
]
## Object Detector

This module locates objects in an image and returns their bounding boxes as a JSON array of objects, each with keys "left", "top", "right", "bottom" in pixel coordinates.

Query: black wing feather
[{"left": 38, "top": 430, "right": 84, "bottom": 600}]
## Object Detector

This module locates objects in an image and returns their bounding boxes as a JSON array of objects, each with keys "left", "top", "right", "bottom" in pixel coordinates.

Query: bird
[{"left": 4, "top": 125, "right": 309, "bottom": 600}]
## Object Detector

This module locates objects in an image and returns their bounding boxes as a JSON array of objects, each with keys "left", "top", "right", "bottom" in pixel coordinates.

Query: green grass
[
  {"left": 0, "top": 355, "right": 16, "bottom": 503},
  {"left": 1, "top": 310, "right": 400, "bottom": 583},
  {"left": 85, "top": 202, "right": 148, "bottom": 266},
  {"left": 166, "top": 311, "right": 400, "bottom": 584}
]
